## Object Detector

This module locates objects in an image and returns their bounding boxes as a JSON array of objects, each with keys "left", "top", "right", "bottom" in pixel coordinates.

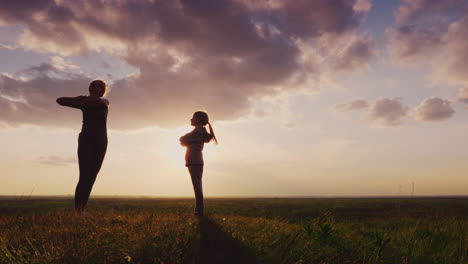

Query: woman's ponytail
[{"left": 208, "top": 122, "right": 218, "bottom": 144}]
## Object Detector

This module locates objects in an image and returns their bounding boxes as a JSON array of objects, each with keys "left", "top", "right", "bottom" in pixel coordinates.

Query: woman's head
[
  {"left": 89, "top": 80, "right": 107, "bottom": 97},
  {"left": 191, "top": 111, "right": 209, "bottom": 126}
]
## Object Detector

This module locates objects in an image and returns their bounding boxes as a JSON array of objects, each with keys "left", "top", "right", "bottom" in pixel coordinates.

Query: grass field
[{"left": 0, "top": 197, "right": 466, "bottom": 264}]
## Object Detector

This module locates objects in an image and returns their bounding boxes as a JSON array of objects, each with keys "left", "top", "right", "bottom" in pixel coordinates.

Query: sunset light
[
  {"left": 0, "top": 0, "right": 467, "bottom": 197},
  {"left": 0, "top": 1, "right": 467, "bottom": 263}
]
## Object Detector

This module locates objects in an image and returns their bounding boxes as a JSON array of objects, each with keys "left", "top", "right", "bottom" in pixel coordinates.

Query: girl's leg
[{"left": 188, "top": 166, "right": 204, "bottom": 216}]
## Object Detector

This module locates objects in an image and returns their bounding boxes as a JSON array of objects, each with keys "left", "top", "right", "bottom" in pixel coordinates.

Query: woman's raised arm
[
  {"left": 57, "top": 96, "right": 109, "bottom": 109},
  {"left": 56, "top": 96, "right": 86, "bottom": 109}
]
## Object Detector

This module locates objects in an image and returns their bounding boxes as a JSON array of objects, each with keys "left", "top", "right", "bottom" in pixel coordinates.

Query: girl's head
[
  {"left": 89, "top": 80, "right": 107, "bottom": 98},
  {"left": 191, "top": 111, "right": 209, "bottom": 126},
  {"left": 191, "top": 111, "right": 218, "bottom": 144}
]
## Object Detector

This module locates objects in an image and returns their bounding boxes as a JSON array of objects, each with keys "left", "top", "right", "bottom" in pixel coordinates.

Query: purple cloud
[
  {"left": 333, "top": 97, "right": 408, "bottom": 127},
  {"left": 366, "top": 97, "right": 408, "bottom": 126},
  {"left": 333, "top": 99, "right": 369, "bottom": 112},
  {"left": 413, "top": 97, "right": 455, "bottom": 122},
  {"left": 0, "top": 0, "right": 375, "bottom": 129},
  {"left": 39, "top": 155, "right": 76, "bottom": 167},
  {"left": 457, "top": 87, "right": 468, "bottom": 104},
  {"left": 387, "top": 0, "right": 468, "bottom": 85}
]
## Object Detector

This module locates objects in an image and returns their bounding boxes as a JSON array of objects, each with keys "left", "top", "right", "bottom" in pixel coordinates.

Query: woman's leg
[
  {"left": 188, "top": 166, "right": 204, "bottom": 216},
  {"left": 75, "top": 136, "right": 107, "bottom": 213}
]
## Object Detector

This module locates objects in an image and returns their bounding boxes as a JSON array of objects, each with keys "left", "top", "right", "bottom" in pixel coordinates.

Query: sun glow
[{"left": 160, "top": 127, "right": 187, "bottom": 167}]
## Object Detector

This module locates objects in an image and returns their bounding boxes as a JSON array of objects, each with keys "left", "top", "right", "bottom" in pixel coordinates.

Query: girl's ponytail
[{"left": 208, "top": 122, "right": 218, "bottom": 144}]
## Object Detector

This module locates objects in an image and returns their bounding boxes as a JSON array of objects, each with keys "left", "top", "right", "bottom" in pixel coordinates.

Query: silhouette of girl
[
  {"left": 180, "top": 111, "right": 217, "bottom": 217},
  {"left": 56, "top": 80, "right": 109, "bottom": 214}
]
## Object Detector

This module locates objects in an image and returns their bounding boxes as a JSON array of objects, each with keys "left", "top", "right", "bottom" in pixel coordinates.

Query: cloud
[
  {"left": 387, "top": 0, "right": 468, "bottom": 85},
  {"left": 386, "top": 25, "right": 445, "bottom": 64},
  {"left": 386, "top": 0, "right": 464, "bottom": 64},
  {"left": 39, "top": 155, "right": 76, "bottom": 166},
  {"left": 331, "top": 34, "right": 377, "bottom": 72},
  {"left": 413, "top": 97, "right": 455, "bottom": 122},
  {"left": 353, "top": 0, "right": 372, "bottom": 13},
  {"left": 435, "top": 15, "right": 468, "bottom": 85},
  {"left": 0, "top": 43, "right": 17, "bottom": 50},
  {"left": 333, "top": 99, "right": 368, "bottom": 112},
  {"left": 0, "top": 0, "right": 375, "bottom": 129},
  {"left": 51, "top": 56, "right": 79, "bottom": 71},
  {"left": 457, "top": 87, "right": 468, "bottom": 104},
  {"left": 333, "top": 97, "right": 408, "bottom": 127},
  {"left": 0, "top": 64, "right": 92, "bottom": 128},
  {"left": 366, "top": 97, "right": 407, "bottom": 126},
  {"left": 394, "top": 0, "right": 464, "bottom": 25},
  {"left": 271, "top": 0, "right": 362, "bottom": 38}
]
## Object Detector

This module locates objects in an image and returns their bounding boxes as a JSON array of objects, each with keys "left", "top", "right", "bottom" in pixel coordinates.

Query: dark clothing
[
  {"left": 76, "top": 101, "right": 108, "bottom": 210},
  {"left": 75, "top": 132, "right": 107, "bottom": 210},
  {"left": 180, "top": 126, "right": 214, "bottom": 216},
  {"left": 56, "top": 96, "right": 108, "bottom": 211},
  {"left": 180, "top": 126, "right": 214, "bottom": 166},
  {"left": 81, "top": 102, "right": 108, "bottom": 136},
  {"left": 189, "top": 165, "right": 204, "bottom": 215}
]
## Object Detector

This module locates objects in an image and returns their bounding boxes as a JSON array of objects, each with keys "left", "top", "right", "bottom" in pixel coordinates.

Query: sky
[{"left": 0, "top": 0, "right": 467, "bottom": 197}]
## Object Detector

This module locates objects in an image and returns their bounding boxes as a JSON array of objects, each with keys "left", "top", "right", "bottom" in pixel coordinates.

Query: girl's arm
[
  {"left": 180, "top": 134, "right": 195, "bottom": 146},
  {"left": 203, "top": 131, "right": 214, "bottom": 143},
  {"left": 180, "top": 130, "right": 202, "bottom": 146},
  {"left": 180, "top": 136, "right": 188, "bottom": 146}
]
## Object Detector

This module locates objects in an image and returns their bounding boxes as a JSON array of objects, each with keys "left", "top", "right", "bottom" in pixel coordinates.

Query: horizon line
[{"left": 0, "top": 195, "right": 467, "bottom": 199}]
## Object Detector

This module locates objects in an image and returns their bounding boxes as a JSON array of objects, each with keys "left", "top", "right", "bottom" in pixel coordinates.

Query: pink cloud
[
  {"left": 0, "top": 0, "right": 375, "bottom": 129},
  {"left": 333, "top": 97, "right": 408, "bottom": 127},
  {"left": 413, "top": 97, "right": 455, "bottom": 122},
  {"left": 366, "top": 97, "right": 408, "bottom": 126}
]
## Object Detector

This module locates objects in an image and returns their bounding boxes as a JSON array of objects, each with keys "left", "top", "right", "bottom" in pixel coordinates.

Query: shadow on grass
[{"left": 188, "top": 217, "right": 261, "bottom": 264}]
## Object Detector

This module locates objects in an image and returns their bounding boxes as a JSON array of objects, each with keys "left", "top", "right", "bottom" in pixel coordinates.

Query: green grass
[{"left": 0, "top": 197, "right": 466, "bottom": 263}]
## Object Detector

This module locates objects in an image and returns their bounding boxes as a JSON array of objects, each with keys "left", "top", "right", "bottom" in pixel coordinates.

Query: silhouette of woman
[
  {"left": 56, "top": 80, "right": 109, "bottom": 214},
  {"left": 180, "top": 111, "right": 217, "bottom": 217}
]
